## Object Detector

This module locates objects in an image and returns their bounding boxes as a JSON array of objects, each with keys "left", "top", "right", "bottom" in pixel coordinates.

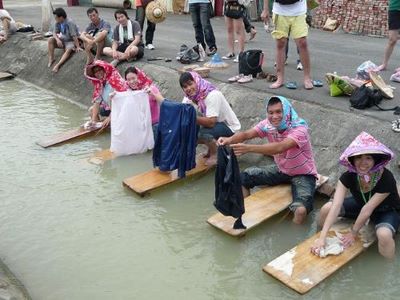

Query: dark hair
[
  {"left": 267, "top": 97, "right": 282, "bottom": 108},
  {"left": 348, "top": 153, "right": 388, "bottom": 167},
  {"left": 86, "top": 7, "right": 98, "bottom": 15},
  {"left": 53, "top": 8, "right": 67, "bottom": 19},
  {"left": 179, "top": 72, "right": 194, "bottom": 88},
  {"left": 124, "top": 66, "right": 138, "bottom": 79},
  {"left": 123, "top": 0, "right": 132, "bottom": 9},
  {"left": 114, "top": 9, "right": 129, "bottom": 20}
]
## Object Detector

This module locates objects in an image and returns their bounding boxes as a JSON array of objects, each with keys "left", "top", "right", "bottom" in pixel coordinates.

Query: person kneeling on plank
[
  {"left": 218, "top": 96, "right": 318, "bottom": 224},
  {"left": 124, "top": 66, "right": 162, "bottom": 139},
  {"left": 311, "top": 132, "right": 400, "bottom": 259},
  {"left": 84, "top": 60, "right": 128, "bottom": 129}
]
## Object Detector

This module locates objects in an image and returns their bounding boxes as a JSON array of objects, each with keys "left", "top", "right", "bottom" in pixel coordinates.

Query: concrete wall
[{"left": 1, "top": 34, "right": 399, "bottom": 182}]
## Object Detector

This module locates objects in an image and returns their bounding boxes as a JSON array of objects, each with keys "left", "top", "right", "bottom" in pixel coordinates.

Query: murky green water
[{"left": 0, "top": 80, "right": 399, "bottom": 300}]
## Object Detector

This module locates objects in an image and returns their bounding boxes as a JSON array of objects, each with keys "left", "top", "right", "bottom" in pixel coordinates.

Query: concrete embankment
[{"left": 1, "top": 34, "right": 399, "bottom": 182}]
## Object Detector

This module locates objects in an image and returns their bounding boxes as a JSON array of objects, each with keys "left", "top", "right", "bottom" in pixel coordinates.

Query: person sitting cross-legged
[{"left": 218, "top": 96, "right": 318, "bottom": 224}]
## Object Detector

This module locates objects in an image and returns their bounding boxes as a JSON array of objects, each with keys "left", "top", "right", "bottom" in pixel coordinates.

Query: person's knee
[
  {"left": 388, "top": 36, "right": 398, "bottom": 46},
  {"left": 296, "top": 37, "right": 308, "bottom": 50},
  {"left": 318, "top": 202, "right": 332, "bottom": 224},
  {"left": 48, "top": 37, "right": 55, "bottom": 45},
  {"left": 376, "top": 226, "right": 394, "bottom": 245},
  {"left": 276, "top": 39, "right": 287, "bottom": 50}
]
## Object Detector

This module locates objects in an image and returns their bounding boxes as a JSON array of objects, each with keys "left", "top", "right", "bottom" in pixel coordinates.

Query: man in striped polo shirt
[{"left": 217, "top": 96, "right": 317, "bottom": 224}]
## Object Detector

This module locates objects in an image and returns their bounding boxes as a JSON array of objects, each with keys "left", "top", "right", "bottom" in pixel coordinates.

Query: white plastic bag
[
  {"left": 110, "top": 90, "right": 154, "bottom": 156},
  {"left": 356, "top": 60, "right": 378, "bottom": 80}
]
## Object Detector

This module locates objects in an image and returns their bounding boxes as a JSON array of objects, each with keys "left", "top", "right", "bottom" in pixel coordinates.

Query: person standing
[
  {"left": 80, "top": 7, "right": 112, "bottom": 64},
  {"left": 376, "top": 0, "right": 400, "bottom": 71},
  {"left": 261, "top": 0, "right": 313, "bottom": 89},
  {"left": 135, "top": 0, "right": 157, "bottom": 50},
  {"left": 189, "top": 0, "right": 218, "bottom": 56}
]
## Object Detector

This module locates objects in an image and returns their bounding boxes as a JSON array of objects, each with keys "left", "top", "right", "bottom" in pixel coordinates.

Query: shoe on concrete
[
  {"left": 207, "top": 46, "right": 217, "bottom": 56},
  {"left": 297, "top": 61, "right": 303, "bottom": 70},
  {"left": 222, "top": 53, "right": 235, "bottom": 60},
  {"left": 197, "top": 43, "right": 206, "bottom": 62},
  {"left": 233, "top": 55, "right": 239, "bottom": 63},
  {"left": 146, "top": 44, "right": 155, "bottom": 50}
]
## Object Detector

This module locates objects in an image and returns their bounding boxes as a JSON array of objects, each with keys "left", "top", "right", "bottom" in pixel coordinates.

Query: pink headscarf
[
  {"left": 84, "top": 60, "right": 128, "bottom": 102},
  {"left": 184, "top": 72, "right": 216, "bottom": 115},
  {"left": 129, "top": 67, "right": 153, "bottom": 90}
]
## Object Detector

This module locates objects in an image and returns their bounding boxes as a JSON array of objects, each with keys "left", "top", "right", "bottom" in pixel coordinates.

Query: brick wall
[{"left": 312, "top": 0, "right": 389, "bottom": 37}]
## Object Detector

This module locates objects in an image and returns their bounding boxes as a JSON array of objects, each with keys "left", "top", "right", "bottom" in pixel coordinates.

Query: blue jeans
[
  {"left": 198, "top": 122, "right": 233, "bottom": 141},
  {"left": 241, "top": 165, "right": 316, "bottom": 213},
  {"left": 340, "top": 196, "right": 400, "bottom": 234},
  {"left": 189, "top": 3, "right": 217, "bottom": 51}
]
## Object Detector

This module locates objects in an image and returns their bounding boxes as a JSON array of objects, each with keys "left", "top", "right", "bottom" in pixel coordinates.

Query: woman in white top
[{"left": 0, "top": 9, "right": 17, "bottom": 42}]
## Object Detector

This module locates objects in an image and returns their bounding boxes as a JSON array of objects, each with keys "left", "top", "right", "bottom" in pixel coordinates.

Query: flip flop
[
  {"left": 312, "top": 79, "right": 323, "bottom": 87},
  {"left": 285, "top": 81, "right": 297, "bottom": 89}
]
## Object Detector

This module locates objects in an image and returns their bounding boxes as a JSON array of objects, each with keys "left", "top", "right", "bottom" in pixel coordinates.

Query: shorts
[
  {"left": 198, "top": 122, "right": 234, "bottom": 141},
  {"left": 241, "top": 164, "right": 316, "bottom": 213},
  {"left": 117, "top": 43, "right": 144, "bottom": 60},
  {"left": 224, "top": 3, "right": 244, "bottom": 19},
  {"left": 63, "top": 40, "right": 75, "bottom": 50},
  {"left": 99, "top": 107, "right": 111, "bottom": 117},
  {"left": 340, "top": 196, "right": 400, "bottom": 235},
  {"left": 388, "top": 10, "right": 400, "bottom": 31},
  {"left": 271, "top": 13, "right": 308, "bottom": 40}
]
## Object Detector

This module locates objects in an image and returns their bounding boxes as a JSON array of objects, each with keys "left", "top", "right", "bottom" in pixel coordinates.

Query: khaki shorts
[{"left": 271, "top": 13, "right": 308, "bottom": 40}]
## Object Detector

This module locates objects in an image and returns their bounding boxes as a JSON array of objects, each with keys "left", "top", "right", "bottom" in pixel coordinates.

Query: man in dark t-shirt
[{"left": 103, "top": 9, "right": 144, "bottom": 66}]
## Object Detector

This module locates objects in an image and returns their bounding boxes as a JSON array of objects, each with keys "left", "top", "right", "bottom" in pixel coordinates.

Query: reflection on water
[{"left": 0, "top": 80, "right": 399, "bottom": 300}]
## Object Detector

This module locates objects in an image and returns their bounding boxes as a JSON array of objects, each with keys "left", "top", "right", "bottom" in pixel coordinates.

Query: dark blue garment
[{"left": 153, "top": 100, "right": 197, "bottom": 178}]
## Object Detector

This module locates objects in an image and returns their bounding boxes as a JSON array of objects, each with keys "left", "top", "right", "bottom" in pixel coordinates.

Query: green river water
[{"left": 0, "top": 79, "right": 399, "bottom": 300}]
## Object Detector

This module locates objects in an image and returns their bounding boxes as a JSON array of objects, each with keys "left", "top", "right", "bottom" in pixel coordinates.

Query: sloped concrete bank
[{"left": 1, "top": 34, "right": 399, "bottom": 182}]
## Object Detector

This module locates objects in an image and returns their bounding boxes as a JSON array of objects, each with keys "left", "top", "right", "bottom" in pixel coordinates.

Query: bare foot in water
[
  {"left": 48, "top": 59, "right": 55, "bottom": 68},
  {"left": 270, "top": 80, "right": 283, "bottom": 89},
  {"left": 293, "top": 206, "right": 307, "bottom": 224}
]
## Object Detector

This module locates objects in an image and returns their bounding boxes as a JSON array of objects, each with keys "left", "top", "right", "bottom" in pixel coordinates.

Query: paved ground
[{"left": 4, "top": 0, "right": 400, "bottom": 124}]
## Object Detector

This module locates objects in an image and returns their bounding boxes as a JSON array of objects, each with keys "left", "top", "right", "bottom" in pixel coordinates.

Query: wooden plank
[
  {"left": 0, "top": 72, "right": 13, "bottom": 81},
  {"left": 207, "top": 185, "right": 292, "bottom": 237},
  {"left": 263, "top": 220, "right": 376, "bottom": 294},
  {"left": 88, "top": 149, "right": 116, "bottom": 165},
  {"left": 36, "top": 126, "right": 106, "bottom": 148},
  {"left": 123, "top": 156, "right": 213, "bottom": 196}
]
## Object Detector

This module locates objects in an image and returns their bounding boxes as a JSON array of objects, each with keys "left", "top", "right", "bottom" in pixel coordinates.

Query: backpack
[
  {"left": 350, "top": 84, "right": 400, "bottom": 114},
  {"left": 275, "top": 0, "right": 300, "bottom": 4},
  {"left": 238, "top": 50, "right": 264, "bottom": 77}
]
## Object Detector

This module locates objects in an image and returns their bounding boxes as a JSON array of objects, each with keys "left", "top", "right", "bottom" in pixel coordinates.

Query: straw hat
[
  {"left": 369, "top": 71, "right": 394, "bottom": 99},
  {"left": 145, "top": 1, "right": 167, "bottom": 24}
]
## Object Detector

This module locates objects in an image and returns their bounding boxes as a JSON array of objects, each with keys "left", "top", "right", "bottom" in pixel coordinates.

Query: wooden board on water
[
  {"left": 88, "top": 149, "right": 116, "bottom": 165},
  {"left": 0, "top": 72, "right": 13, "bottom": 80},
  {"left": 263, "top": 221, "right": 376, "bottom": 294},
  {"left": 123, "top": 156, "right": 213, "bottom": 196},
  {"left": 36, "top": 126, "right": 105, "bottom": 148},
  {"left": 207, "top": 185, "right": 292, "bottom": 237}
]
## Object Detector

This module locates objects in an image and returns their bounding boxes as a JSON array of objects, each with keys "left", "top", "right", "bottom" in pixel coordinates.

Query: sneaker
[
  {"left": 237, "top": 74, "right": 253, "bottom": 83},
  {"left": 222, "top": 53, "right": 235, "bottom": 60},
  {"left": 146, "top": 44, "right": 155, "bottom": 50},
  {"left": 207, "top": 46, "right": 217, "bottom": 56},
  {"left": 296, "top": 60, "right": 303, "bottom": 71},
  {"left": 197, "top": 44, "right": 206, "bottom": 62},
  {"left": 233, "top": 55, "right": 239, "bottom": 63}
]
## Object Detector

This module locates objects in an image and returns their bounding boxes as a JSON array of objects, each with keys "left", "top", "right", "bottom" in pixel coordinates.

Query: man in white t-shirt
[
  {"left": 261, "top": 0, "right": 313, "bottom": 90},
  {"left": 0, "top": 9, "right": 17, "bottom": 43}
]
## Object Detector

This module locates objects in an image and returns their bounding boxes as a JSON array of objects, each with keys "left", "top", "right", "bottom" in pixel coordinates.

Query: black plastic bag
[{"left": 238, "top": 49, "right": 264, "bottom": 77}]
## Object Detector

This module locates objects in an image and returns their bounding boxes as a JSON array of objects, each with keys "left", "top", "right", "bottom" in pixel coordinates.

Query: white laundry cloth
[
  {"left": 110, "top": 90, "right": 154, "bottom": 156},
  {"left": 319, "top": 236, "right": 344, "bottom": 258}
]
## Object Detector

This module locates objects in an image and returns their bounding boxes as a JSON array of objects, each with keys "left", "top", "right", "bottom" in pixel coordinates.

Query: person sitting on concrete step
[
  {"left": 103, "top": 9, "right": 144, "bottom": 66},
  {"left": 47, "top": 8, "right": 82, "bottom": 73},
  {"left": 218, "top": 96, "right": 318, "bottom": 224},
  {"left": 311, "top": 132, "right": 400, "bottom": 259},
  {"left": 80, "top": 7, "right": 113, "bottom": 65},
  {"left": 0, "top": 9, "right": 17, "bottom": 43}
]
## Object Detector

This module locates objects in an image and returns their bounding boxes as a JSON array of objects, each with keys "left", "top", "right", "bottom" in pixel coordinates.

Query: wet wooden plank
[
  {"left": 36, "top": 126, "right": 106, "bottom": 148},
  {"left": 207, "top": 185, "right": 292, "bottom": 237},
  {"left": 123, "top": 156, "right": 213, "bottom": 196},
  {"left": 88, "top": 149, "right": 116, "bottom": 165},
  {"left": 0, "top": 72, "right": 13, "bottom": 80},
  {"left": 206, "top": 176, "right": 329, "bottom": 237},
  {"left": 263, "top": 221, "right": 375, "bottom": 294}
]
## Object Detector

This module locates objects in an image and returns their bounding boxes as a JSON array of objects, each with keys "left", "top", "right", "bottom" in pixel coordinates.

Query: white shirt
[
  {"left": 0, "top": 9, "right": 17, "bottom": 33},
  {"left": 272, "top": 0, "right": 307, "bottom": 16},
  {"left": 183, "top": 90, "right": 241, "bottom": 132}
]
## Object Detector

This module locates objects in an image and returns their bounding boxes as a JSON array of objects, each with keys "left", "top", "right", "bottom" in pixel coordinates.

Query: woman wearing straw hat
[{"left": 311, "top": 132, "right": 400, "bottom": 259}]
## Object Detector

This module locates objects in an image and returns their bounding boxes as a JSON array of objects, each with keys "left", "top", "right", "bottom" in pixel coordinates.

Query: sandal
[
  {"left": 266, "top": 74, "right": 277, "bottom": 82},
  {"left": 392, "top": 119, "right": 400, "bottom": 132},
  {"left": 285, "top": 81, "right": 297, "bottom": 89},
  {"left": 312, "top": 79, "right": 323, "bottom": 87},
  {"left": 237, "top": 75, "right": 253, "bottom": 83}
]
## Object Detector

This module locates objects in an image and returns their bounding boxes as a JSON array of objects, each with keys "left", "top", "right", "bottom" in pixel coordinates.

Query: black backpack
[
  {"left": 350, "top": 84, "right": 400, "bottom": 114},
  {"left": 238, "top": 50, "right": 264, "bottom": 77}
]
